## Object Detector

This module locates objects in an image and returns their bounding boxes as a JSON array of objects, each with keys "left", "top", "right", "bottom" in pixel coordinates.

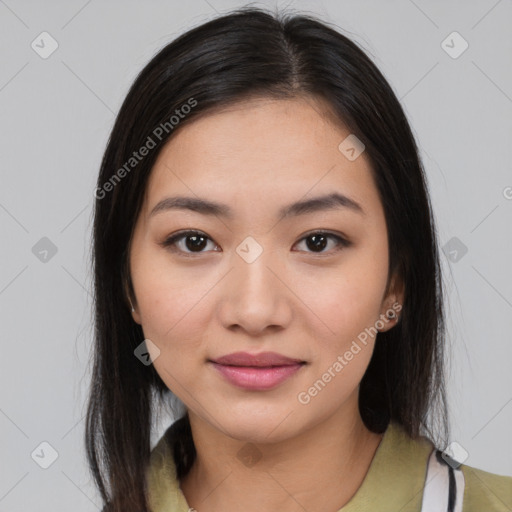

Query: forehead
[{"left": 143, "top": 96, "right": 379, "bottom": 218}]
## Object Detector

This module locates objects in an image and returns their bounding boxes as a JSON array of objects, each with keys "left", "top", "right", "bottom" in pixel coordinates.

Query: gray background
[{"left": 1, "top": 0, "right": 511, "bottom": 510}]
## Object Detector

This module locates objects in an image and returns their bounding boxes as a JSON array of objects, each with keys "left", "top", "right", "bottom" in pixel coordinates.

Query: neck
[{"left": 179, "top": 399, "right": 384, "bottom": 512}]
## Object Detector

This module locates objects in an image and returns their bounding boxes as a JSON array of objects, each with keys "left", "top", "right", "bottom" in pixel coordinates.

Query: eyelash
[{"left": 160, "top": 229, "right": 352, "bottom": 258}]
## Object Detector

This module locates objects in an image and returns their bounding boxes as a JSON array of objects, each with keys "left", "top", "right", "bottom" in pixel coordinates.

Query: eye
[
  {"left": 293, "top": 230, "right": 351, "bottom": 255},
  {"left": 160, "top": 230, "right": 219, "bottom": 256},
  {"left": 160, "top": 229, "right": 351, "bottom": 257}
]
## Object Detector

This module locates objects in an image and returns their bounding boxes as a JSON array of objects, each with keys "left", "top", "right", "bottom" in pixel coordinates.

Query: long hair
[{"left": 86, "top": 6, "right": 450, "bottom": 511}]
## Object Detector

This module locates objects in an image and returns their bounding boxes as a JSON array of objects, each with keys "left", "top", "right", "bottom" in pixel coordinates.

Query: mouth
[
  {"left": 208, "top": 352, "right": 307, "bottom": 390},
  {"left": 210, "top": 351, "right": 306, "bottom": 367}
]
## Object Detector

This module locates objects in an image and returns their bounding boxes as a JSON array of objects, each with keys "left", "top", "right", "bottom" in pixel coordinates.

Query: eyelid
[
  {"left": 160, "top": 229, "right": 352, "bottom": 257},
  {"left": 291, "top": 231, "right": 352, "bottom": 257},
  {"left": 160, "top": 229, "right": 220, "bottom": 257}
]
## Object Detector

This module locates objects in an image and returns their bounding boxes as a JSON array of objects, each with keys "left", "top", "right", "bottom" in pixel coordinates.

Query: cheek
[
  {"left": 295, "top": 276, "right": 381, "bottom": 410},
  {"left": 134, "top": 265, "right": 210, "bottom": 393},
  {"left": 131, "top": 246, "right": 211, "bottom": 338},
  {"left": 295, "top": 258, "right": 388, "bottom": 338}
]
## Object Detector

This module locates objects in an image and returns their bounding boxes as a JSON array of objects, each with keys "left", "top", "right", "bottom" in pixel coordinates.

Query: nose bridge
[
  {"left": 232, "top": 234, "right": 280, "bottom": 297},
  {"left": 219, "top": 234, "right": 291, "bottom": 332}
]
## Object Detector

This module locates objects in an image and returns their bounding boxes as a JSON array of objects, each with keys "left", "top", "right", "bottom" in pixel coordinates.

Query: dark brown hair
[{"left": 86, "top": 6, "right": 450, "bottom": 511}]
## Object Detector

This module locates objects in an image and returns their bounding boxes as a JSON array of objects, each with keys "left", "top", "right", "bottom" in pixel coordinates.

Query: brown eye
[
  {"left": 294, "top": 231, "right": 351, "bottom": 254},
  {"left": 161, "top": 230, "right": 218, "bottom": 256}
]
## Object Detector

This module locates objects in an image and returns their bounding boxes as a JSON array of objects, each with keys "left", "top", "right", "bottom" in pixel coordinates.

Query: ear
[
  {"left": 124, "top": 278, "right": 142, "bottom": 325},
  {"left": 378, "top": 272, "right": 404, "bottom": 332},
  {"left": 130, "top": 301, "right": 142, "bottom": 325}
]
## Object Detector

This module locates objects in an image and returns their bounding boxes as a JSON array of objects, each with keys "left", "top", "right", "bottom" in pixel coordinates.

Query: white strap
[
  {"left": 421, "top": 449, "right": 465, "bottom": 512},
  {"left": 421, "top": 450, "right": 450, "bottom": 512},
  {"left": 453, "top": 463, "right": 465, "bottom": 512}
]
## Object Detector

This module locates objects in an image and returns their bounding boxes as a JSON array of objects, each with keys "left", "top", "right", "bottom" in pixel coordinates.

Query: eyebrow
[{"left": 149, "top": 192, "right": 365, "bottom": 220}]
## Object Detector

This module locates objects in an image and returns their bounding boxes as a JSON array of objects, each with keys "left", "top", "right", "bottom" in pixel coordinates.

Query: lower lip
[{"left": 210, "top": 362, "right": 304, "bottom": 390}]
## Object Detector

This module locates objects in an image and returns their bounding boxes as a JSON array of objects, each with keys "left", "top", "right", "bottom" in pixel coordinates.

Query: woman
[{"left": 86, "top": 7, "right": 512, "bottom": 512}]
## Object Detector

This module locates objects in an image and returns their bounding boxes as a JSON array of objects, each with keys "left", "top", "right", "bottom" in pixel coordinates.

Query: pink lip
[
  {"left": 210, "top": 362, "right": 304, "bottom": 390},
  {"left": 209, "top": 351, "right": 306, "bottom": 391},
  {"left": 211, "top": 351, "right": 304, "bottom": 367}
]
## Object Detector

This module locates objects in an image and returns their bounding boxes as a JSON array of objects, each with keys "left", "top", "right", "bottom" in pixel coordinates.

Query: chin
[{"left": 216, "top": 413, "right": 299, "bottom": 445}]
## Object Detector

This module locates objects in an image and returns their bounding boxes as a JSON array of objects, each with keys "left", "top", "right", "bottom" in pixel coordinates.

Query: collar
[{"left": 146, "top": 420, "right": 434, "bottom": 512}]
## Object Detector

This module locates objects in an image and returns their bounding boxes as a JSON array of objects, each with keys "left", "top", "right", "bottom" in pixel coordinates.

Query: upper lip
[{"left": 210, "top": 351, "right": 305, "bottom": 367}]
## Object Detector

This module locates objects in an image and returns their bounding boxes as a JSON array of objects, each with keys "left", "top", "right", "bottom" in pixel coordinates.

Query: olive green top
[{"left": 146, "top": 420, "right": 512, "bottom": 511}]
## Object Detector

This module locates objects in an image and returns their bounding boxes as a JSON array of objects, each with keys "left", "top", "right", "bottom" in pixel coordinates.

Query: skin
[{"left": 128, "top": 95, "right": 404, "bottom": 512}]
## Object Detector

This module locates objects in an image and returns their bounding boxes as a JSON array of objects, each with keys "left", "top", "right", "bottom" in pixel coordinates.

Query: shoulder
[
  {"left": 459, "top": 463, "right": 512, "bottom": 511},
  {"left": 382, "top": 423, "right": 512, "bottom": 511},
  {"left": 146, "top": 426, "right": 178, "bottom": 486},
  {"left": 145, "top": 423, "right": 192, "bottom": 512}
]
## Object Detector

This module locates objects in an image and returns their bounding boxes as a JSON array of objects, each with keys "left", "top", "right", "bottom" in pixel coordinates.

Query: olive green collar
[{"left": 146, "top": 421, "right": 434, "bottom": 512}]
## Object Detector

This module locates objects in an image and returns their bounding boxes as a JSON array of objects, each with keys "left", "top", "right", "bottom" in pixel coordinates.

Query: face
[{"left": 128, "top": 96, "right": 403, "bottom": 443}]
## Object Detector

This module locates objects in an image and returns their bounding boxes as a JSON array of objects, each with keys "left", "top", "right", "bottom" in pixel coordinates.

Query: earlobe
[
  {"left": 378, "top": 271, "right": 405, "bottom": 333},
  {"left": 123, "top": 279, "right": 141, "bottom": 324},
  {"left": 128, "top": 299, "right": 141, "bottom": 324},
  {"left": 377, "top": 297, "right": 401, "bottom": 333},
  {"left": 386, "top": 273, "right": 405, "bottom": 316}
]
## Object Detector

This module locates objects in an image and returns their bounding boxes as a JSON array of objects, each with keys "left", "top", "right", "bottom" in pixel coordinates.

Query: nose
[{"left": 217, "top": 242, "right": 293, "bottom": 336}]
